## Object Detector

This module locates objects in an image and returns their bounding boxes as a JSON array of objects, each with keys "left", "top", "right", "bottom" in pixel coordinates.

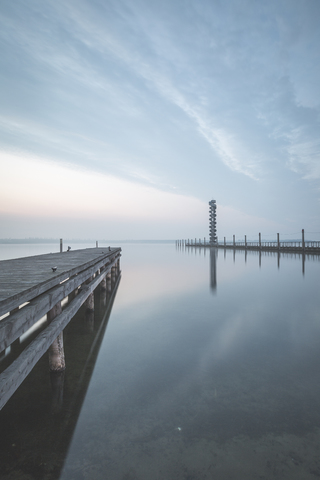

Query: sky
[{"left": 0, "top": 0, "right": 320, "bottom": 240}]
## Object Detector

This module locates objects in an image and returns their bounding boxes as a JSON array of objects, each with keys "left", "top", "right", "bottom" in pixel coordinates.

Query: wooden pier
[
  {"left": 0, "top": 247, "right": 121, "bottom": 410},
  {"left": 177, "top": 230, "right": 320, "bottom": 254}
]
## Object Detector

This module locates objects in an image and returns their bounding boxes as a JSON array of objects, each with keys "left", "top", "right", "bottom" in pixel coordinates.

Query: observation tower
[{"left": 209, "top": 199, "right": 217, "bottom": 244}]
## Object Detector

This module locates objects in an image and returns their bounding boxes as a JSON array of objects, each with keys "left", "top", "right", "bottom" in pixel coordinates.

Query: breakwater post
[{"left": 179, "top": 229, "right": 320, "bottom": 254}]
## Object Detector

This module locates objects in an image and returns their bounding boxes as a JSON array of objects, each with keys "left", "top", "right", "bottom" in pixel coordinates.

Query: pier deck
[{"left": 0, "top": 247, "right": 119, "bottom": 315}]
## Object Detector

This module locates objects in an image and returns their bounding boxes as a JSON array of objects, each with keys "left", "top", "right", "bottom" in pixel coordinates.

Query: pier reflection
[
  {"left": 0, "top": 271, "right": 121, "bottom": 479},
  {"left": 181, "top": 244, "right": 317, "bottom": 278}
]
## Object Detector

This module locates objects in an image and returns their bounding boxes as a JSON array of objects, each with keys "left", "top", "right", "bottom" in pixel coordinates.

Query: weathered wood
[
  {"left": 0, "top": 248, "right": 121, "bottom": 316},
  {"left": 0, "top": 253, "right": 120, "bottom": 351},
  {"left": 0, "top": 265, "right": 116, "bottom": 410},
  {"left": 47, "top": 302, "right": 65, "bottom": 372}
]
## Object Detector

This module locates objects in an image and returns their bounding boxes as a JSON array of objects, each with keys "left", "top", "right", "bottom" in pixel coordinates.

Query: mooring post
[
  {"left": 302, "top": 229, "right": 305, "bottom": 251},
  {"left": 224, "top": 236, "right": 226, "bottom": 247},
  {"left": 259, "top": 233, "right": 261, "bottom": 249},
  {"left": 233, "top": 235, "right": 235, "bottom": 247},
  {"left": 244, "top": 235, "right": 247, "bottom": 249},
  {"left": 96, "top": 241, "right": 98, "bottom": 248},
  {"left": 47, "top": 302, "right": 65, "bottom": 372},
  {"left": 60, "top": 238, "right": 63, "bottom": 253},
  {"left": 277, "top": 233, "right": 280, "bottom": 250}
]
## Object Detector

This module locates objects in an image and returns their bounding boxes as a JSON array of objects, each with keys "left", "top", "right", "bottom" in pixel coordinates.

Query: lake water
[{"left": 0, "top": 243, "right": 320, "bottom": 479}]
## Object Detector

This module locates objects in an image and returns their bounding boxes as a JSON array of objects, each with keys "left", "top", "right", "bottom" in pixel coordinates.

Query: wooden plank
[
  {"left": 0, "top": 266, "right": 115, "bottom": 410},
  {"left": 0, "top": 248, "right": 121, "bottom": 315},
  {"left": 0, "top": 254, "right": 120, "bottom": 351}
]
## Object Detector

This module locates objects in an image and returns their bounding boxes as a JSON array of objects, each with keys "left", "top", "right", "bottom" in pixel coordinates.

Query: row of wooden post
[
  {"left": 177, "top": 230, "right": 307, "bottom": 250},
  {"left": 47, "top": 258, "right": 120, "bottom": 372}
]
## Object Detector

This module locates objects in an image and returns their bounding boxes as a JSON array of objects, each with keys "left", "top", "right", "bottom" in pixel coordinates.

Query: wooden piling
[{"left": 47, "top": 302, "right": 65, "bottom": 372}]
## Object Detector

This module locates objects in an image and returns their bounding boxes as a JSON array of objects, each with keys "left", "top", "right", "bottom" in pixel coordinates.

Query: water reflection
[
  {"left": 1, "top": 244, "right": 320, "bottom": 480},
  {"left": 0, "top": 272, "right": 121, "bottom": 479},
  {"left": 210, "top": 248, "right": 217, "bottom": 292},
  {"left": 183, "top": 244, "right": 318, "bottom": 278}
]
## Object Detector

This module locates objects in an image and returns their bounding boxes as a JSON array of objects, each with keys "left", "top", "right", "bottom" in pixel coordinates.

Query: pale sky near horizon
[{"left": 0, "top": 0, "right": 319, "bottom": 240}]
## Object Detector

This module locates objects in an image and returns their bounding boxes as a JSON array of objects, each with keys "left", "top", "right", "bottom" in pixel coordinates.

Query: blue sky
[{"left": 0, "top": 0, "right": 319, "bottom": 240}]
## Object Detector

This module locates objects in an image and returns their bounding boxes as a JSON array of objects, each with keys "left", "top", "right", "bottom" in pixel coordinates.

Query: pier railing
[{"left": 176, "top": 230, "right": 320, "bottom": 254}]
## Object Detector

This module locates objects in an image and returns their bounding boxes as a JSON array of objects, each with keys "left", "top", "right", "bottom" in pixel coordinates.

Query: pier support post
[
  {"left": 111, "top": 265, "right": 116, "bottom": 284},
  {"left": 107, "top": 272, "right": 112, "bottom": 292},
  {"left": 60, "top": 239, "right": 63, "bottom": 253},
  {"left": 84, "top": 276, "right": 94, "bottom": 312},
  {"left": 47, "top": 302, "right": 65, "bottom": 372},
  {"left": 100, "top": 276, "right": 107, "bottom": 291}
]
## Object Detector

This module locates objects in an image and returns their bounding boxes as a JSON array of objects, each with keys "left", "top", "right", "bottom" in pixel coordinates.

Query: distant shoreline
[{"left": 0, "top": 239, "right": 176, "bottom": 245}]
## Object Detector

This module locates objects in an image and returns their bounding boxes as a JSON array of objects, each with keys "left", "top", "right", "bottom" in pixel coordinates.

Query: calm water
[{"left": 0, "top": 243, "right": 320, "bottom": 479}]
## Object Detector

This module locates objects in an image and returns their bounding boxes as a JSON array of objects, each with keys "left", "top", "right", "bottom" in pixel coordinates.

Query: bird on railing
[{"left": 52, "top": 267, "right": 57, "bottom": 272}]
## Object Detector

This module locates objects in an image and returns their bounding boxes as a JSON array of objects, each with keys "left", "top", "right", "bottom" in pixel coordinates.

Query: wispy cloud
[{"left": 0, "top": 0, "right": 319, "bottom": 237}]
